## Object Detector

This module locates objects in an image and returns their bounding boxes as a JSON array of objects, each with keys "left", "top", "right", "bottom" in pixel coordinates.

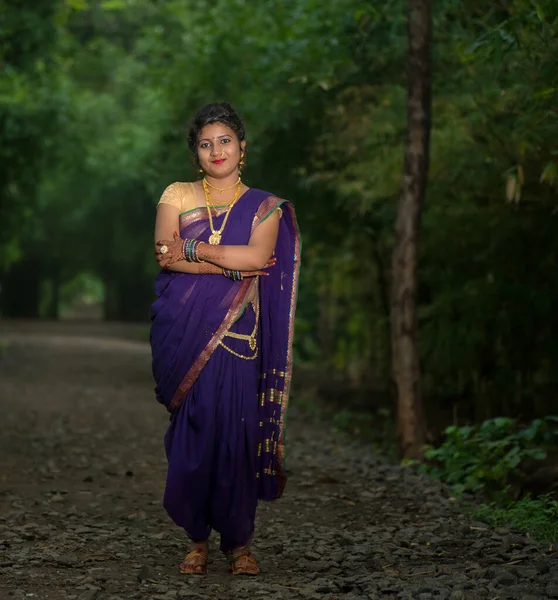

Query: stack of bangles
[
  {"left": 223, "top": 269, "right": 242, "bottom": 281},
  {"left": 182, "top": 238, "right": 203, "bottom": 263},
  {"left": 182, "top": 238, "right": 242, "bottom": 281}
]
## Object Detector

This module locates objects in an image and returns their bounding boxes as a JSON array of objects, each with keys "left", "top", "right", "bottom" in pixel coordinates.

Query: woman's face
[{"left": 197, "top": 122, "right": 245, "bottom": 179}]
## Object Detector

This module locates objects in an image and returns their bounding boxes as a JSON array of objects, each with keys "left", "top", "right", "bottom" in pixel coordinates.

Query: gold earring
[{"left": 239, "top": 153, "right": 245, "bottom": 172}]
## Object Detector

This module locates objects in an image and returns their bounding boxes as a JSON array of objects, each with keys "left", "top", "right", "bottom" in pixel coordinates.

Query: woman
[{"left": 150, "top": 103, "right": 300, "bottom": 576}]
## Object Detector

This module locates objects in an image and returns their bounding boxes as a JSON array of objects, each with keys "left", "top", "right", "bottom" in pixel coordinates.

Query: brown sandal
[
  {"left": 179, "top": 547, "right": 208, "bottom": 574},
  {"left": 227, "top": 551, "right": 260, "bottom": 576}
]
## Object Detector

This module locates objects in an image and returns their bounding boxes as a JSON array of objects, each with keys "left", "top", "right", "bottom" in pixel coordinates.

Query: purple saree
[{"left": 150, "top": 188, "right": 300, "bottom": 550}]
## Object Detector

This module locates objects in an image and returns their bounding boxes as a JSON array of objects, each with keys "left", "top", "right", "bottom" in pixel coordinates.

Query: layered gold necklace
[
  {"left": 203, "top": 176, "right": 241, "bottom": 194},
  {"left": 203, "top": 178, "right": 243, "bottom": 245}
]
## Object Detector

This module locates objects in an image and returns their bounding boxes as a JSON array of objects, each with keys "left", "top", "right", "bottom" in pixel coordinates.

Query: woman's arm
[
  {"left": 197, "top": 210, "right": 280, "bottom": 270},
  {"left": 165, "top": 261, "right": 223, "bottom": 275},
  {"left": 155, "top": 205, "right": 221, "bottom": 274},
  {"left": 154, "top": 203, "right": 277, "bottom": 275},
  {"left": 156, "top": 208, "right": 281, "bottom": 271}
]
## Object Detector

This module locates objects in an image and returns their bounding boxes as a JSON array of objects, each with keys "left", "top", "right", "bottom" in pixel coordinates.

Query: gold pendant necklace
[
  {"left": 203, "top": 176, "right": 241, "bottom": 194},
  {"left": 204, "top": 179, "right": 243, "bottom": 245}
]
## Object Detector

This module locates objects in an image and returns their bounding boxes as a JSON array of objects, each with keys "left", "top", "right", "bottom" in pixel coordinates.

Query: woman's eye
[
  {"left": 221, "top": 138, "right": 231, "bottom": 144},
  {"left": 200, "top": 142, "right": 209, "bottom": 149}
]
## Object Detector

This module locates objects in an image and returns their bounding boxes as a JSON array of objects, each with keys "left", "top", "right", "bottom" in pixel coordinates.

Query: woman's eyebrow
[{"left": 199, "top": 135, "right": 230, "bottom": 142}]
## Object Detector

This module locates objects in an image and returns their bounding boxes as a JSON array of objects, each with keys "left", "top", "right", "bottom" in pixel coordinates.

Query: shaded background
[{"left": 1, "top": 0, "right": 557, "bottom": 436}]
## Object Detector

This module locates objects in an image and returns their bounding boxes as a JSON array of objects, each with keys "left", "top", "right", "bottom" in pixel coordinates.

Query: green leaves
[
  {"left": 2, "top": 0, "right": 558, "bottom": 385},
  {"left": 422, "top": 416, "right": 558, "bottom": 499}
]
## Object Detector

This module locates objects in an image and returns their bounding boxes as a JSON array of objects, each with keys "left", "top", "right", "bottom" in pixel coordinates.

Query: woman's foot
[
  {"left": 179, "top": 543, "right": 208, "bottom": 574},
  {"left": 227, "top": 550, "right": 260, "bottom": 576}
]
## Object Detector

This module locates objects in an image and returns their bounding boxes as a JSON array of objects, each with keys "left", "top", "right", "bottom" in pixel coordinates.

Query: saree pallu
[{"left": 150, "top": 188, "right": 300, "bottom": 508}]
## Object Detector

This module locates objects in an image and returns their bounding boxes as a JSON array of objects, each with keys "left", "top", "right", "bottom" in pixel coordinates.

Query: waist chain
[{"left": 219, "top": 296, "right": 259, "bottom": 360}]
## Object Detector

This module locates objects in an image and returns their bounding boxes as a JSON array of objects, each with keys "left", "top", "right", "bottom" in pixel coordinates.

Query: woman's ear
[{"left": 240, "top": 140, "right": 247, "bottom": 153}]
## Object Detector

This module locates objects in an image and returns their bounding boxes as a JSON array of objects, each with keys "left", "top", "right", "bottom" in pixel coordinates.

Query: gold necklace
[
  {"left": 204, "top": 180, "right": 243, "bottom": 245},
  {"left": 203, "top": 176, "right": 241, "bottom": 194},
  {"left": 202, "top": 179, "right": 238, "bottom": 208}
]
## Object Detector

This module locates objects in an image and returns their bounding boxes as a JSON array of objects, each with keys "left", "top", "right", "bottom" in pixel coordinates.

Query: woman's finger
[{"left": 244, "top": 271, "right": 269, "bottom": 277}]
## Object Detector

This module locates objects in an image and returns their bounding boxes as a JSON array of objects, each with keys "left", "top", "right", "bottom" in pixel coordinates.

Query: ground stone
[
  {"left": 78, "top": 591, "right": 100, "bottom": 600},
  {"left": 0, "top": 323, "right": 551, "bottom": 600}
]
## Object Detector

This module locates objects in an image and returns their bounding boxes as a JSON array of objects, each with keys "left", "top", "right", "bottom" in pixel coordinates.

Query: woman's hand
[
  {"left": 242, "top": 257, "right": 276, "bottom": 278},
  {"left": 155, "top": 232, "right": 185, "bottom": 268},
  {"left": 155, "top": 236, "right": 277, "bottom": 276}
]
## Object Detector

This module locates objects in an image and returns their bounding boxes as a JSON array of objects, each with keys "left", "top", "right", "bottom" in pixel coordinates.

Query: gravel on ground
[{"left": 0, "top": 323, "right": 556, "bottom": 600}]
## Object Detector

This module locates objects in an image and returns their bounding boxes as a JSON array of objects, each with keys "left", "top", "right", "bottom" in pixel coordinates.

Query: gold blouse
[
  {"left": 157, "top": 181, "right": 282, "bottom": 219},
  {"left": 157, "top": 182, "right": 197, "bottom": 213}
]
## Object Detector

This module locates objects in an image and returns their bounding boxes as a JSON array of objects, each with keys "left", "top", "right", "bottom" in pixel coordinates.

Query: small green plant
[
  {"left": 422, "top": 416, "right": 558, "bottom": 498},
  {"left": 291, "top": 395, "right": 324, "bottom": 418},
  {"left": 472, "top": 494, "right": 558, "bottom": 542},
  {"left": 331, "top": 408, "right": 397, "bottom": 457},
  {"left": 332, "top": 409, "right": 376, "bottom": 437},
  {"left": 332, "top": 408, "right": 393, "bottom": 439}
]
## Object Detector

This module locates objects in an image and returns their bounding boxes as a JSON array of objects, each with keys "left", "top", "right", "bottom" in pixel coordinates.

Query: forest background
[{"left": 1, "top": 0, "right": 558, "bottom": 534}]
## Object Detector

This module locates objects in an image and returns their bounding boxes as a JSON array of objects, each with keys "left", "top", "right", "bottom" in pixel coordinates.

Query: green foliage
[
  {"left": 422, "top": 417, "right": 558, "bottom": 498},
  {"left": 332, "top": 407, "right": 397, "bottom": 457},
  {"left": 472, "top": 495, "right": 558, "bottom": 542},
  {"left": 1, "top": 0, "right": 558, "bottom": 427}
]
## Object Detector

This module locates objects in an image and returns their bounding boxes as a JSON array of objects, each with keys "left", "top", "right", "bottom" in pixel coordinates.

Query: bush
[{"left": 422, "top": 416, "right": 558, "bottom": 499}]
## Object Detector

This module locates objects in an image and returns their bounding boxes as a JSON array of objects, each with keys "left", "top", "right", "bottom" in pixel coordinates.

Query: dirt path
[{"left": 0, "top": 323, "right": 556, "bottom": 600}]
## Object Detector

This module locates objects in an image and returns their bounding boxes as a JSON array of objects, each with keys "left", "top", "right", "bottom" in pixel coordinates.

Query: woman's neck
[{"left": 204, "top": 173, "right": 241, "bottom": 190}]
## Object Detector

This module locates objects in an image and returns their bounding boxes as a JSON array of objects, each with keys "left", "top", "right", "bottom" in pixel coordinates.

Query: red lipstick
[{"left": 212, "top": 159, "right": 226, "bottom": 165}]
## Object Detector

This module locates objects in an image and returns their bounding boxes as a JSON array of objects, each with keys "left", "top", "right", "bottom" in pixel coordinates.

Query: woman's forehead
[{"left": 198, "top": 122, "right": 235, "bottom": 141}]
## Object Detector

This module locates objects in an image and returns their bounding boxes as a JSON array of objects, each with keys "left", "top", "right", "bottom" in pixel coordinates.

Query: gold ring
[{"left": 160, "top": 245, "right": 168, "bottom": 254}]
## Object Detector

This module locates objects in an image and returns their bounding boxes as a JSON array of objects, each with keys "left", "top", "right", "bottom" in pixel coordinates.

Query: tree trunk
[
  {"left": 390, "top": 0, "right": 432, "bottom": 459},
  {"left": 46, "top": 269, "right": 60, "bottom": 320},
  {"left": 0, "top": 257, "right": 42, "bottom": 318},
  {"left": 103, "top": 275, "right": 119, "bottom": 321},
  {"left": 371, "top": 234, "right": 392, "bottom": 384}
]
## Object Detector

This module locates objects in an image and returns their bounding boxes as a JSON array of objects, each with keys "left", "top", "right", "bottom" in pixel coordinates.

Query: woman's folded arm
[
  {"left": 155, "top": 204, "right": 219, "bottom": 275},
  {"left": 196, "top": 210, "right": 281, "bottom": 271},
  {"left": 154, "top": 202, "right": 281, "bottom": 272}
]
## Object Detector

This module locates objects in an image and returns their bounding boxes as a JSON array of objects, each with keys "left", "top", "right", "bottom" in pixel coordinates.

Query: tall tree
[{"left": 391, "top": 0, "right": 431, "bottom": 458}]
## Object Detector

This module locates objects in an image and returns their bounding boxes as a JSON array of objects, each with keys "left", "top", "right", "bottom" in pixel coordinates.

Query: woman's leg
[
  {"left": 208, "top": 306, "right": 261, "bottom": 572},
  {"left": 163, "top": 378, "right": 216, "bottom": 570},
  {"left": 179, "top": 539, "right": 209, "bottom": 574}
]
